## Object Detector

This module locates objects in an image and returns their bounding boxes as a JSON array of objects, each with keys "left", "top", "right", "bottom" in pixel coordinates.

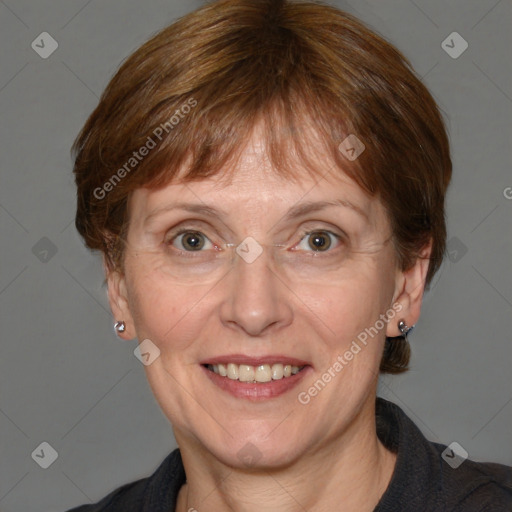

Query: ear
[
  {"left": 386, "top": 240, "right": 432, "bottom": 337},
  {"left": 103, "top": 256, "right": 136, "bottom": 340}
]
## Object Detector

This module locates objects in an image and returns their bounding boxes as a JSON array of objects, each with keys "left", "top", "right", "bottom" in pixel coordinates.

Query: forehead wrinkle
[{"left": 143, "top": 197, "right": 369, "bottom": 232}]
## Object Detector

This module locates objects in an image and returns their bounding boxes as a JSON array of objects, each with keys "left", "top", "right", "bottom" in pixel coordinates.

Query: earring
[
  {"left": 114, "top": 321, "right": 126, "bottom": 334},
  {"left": 397, "top": 319, "right": 414, "bottom": 341}
]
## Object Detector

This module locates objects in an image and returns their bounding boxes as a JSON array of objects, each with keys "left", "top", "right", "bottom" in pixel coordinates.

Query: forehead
[{"left": 128, "top": 123, "right": 386, "bottom": 231}]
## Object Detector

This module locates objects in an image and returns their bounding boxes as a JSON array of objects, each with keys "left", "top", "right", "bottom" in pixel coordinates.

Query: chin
[{"left": 199, "top": 430, "right": 306, "bottom": 471}]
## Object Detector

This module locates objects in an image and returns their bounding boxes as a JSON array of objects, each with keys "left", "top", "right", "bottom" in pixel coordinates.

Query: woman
[{"left": 68, "top": 0, "right": 512, "bottom": 510}]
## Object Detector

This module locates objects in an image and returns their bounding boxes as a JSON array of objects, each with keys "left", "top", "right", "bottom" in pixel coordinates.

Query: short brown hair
[{"left": 72, "top": 0, "right": 452, "bottom": 373}]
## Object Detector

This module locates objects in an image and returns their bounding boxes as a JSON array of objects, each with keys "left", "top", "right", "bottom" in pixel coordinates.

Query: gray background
[{"left": 0, "top": 0, "right": 511, "bottom": 510}]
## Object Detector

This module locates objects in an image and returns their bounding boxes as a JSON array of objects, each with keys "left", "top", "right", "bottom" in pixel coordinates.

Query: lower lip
[{"left": 201, "top": 365, "right": 311, "bottom": 401}]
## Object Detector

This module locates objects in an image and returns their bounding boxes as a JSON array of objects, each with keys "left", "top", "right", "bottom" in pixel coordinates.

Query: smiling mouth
[{"left": 204, "top": 363, "right": 306, "bottom": 383}]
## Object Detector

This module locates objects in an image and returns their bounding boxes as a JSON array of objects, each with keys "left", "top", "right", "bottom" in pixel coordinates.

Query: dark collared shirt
[{"left": 67, "top": 398, "right": 512, "bottom": 511}]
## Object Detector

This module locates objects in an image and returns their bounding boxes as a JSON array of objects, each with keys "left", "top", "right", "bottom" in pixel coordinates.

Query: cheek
[
  {"left": 126, "top": 262, "right": 209, "bottom": 354},
  {"left": 296, "top": 265, "right": 392, "bottom": 343}
]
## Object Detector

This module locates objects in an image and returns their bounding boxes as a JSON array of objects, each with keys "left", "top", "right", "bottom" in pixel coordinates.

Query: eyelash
[{"left": 164, "top": 227, "right": 344, "bottom": 256}]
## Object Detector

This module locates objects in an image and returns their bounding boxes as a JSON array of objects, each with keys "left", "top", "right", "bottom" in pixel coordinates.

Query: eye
[
  {"left": 295, "top": 230, "right": 341, "bottom": 252},
  {"left": 167, "top": 230, "right": 215, "bottom": 252}
]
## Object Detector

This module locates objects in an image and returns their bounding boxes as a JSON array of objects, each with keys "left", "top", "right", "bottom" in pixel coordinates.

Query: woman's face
[{"left": 110, "top": 131, "right": 414, "bottom": 469}]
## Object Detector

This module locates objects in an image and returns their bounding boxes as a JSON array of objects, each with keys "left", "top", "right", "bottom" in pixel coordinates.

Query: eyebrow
[
  {"left": 144, "top": 202, "right": 230, "bottom": 226},
  {"left": 281, "top": 199, "right": 368, "bottom": 222},
  {"left": 144, "top": 198, "right": 368, "bottom": 227}
]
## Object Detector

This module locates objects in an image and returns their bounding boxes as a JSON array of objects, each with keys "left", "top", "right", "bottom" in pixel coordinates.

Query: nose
[{"left": 219, "top": 243, "right": 293, "bottom": 337}]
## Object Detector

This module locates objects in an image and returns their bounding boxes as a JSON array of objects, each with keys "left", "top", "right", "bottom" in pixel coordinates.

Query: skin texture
[{"left": 107, "top": 125, "right": 431, "bottom": 511}]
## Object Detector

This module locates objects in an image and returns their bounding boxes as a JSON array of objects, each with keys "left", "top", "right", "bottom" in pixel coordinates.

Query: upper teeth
[{"left": 208, "top": 363, "right": 303, "bottom": 383}]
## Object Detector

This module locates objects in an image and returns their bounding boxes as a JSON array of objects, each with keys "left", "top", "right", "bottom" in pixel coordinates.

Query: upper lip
[{"left": 200, "top": 354, "right": 310, "bottom": 367}]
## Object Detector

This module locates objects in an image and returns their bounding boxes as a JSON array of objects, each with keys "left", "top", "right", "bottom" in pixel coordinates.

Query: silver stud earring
[
  {"left": 114, "top": 321, "right": 126, "bottom": 334},
  {"left": 397, "top": 319, "right": 414, "bottom": 341}
]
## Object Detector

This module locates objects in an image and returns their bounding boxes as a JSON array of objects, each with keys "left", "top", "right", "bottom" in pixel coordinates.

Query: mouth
[
  {"left": 204, "top": 363, "right": 306, "bottom": 383},
  {"left": 200, "top": 356, "right": 311, "bottom": 400}
]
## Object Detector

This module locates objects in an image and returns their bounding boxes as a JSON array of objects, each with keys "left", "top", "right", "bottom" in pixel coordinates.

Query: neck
[{"left": 175, "top": 396, "right": 396, "bottom": 512}]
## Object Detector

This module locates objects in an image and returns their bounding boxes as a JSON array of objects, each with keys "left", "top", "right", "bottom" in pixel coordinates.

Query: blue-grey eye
[
  {"left": 308, "top": 231, "right": 332, "bottom": 251},
  {"left": 176, "top": 231, "right": 207, "bottom": 251},
  {"left": 296, "top": 230, "right": 339, "bottom": 252}
]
